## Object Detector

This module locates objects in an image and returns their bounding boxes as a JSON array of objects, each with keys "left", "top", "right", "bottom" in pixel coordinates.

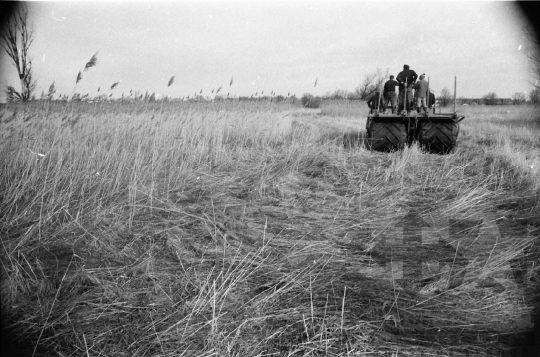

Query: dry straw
[{"left": 0, "top": 100, "right": 538, "bottom": 356}]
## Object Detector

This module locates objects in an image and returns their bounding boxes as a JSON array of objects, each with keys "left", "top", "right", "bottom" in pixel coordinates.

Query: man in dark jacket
[
  {"left": 396, "top": 64, "right": 418, "bottom": 114},
  {"left": 383, "top": 75, "right": 399, "bottom": 113},
  {"left": 367, "top": 91, "right": 384, "bottom": 114},
  {"left": 428, "top": 91, "right": 436, "bottom": 113}
]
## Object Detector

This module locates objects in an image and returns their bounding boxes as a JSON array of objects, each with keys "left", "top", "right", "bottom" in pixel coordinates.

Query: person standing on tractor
[
  {"left": 413, "top": 74, "right": 429, "bottom": 114},
  {"left": 383, "top": 75, "right": 399, "bottom": 114},
  {"left": 396, "top": 64, "right": 418, "bottom": 114},
  {"left": 367, "top": 91, "right": 384, "bottom": 114},
  {"left": 428, "top": 90, "right": 436, "bottom": 113}
]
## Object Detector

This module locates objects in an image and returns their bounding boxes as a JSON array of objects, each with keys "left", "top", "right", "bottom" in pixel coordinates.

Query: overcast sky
[{"left": 0, "top": 1, "right": 535, "bottom": 101}]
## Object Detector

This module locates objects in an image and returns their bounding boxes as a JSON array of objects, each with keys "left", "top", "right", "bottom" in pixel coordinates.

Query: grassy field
[{"left": 1, "top": 100, "right": 539, "bottom": 356}]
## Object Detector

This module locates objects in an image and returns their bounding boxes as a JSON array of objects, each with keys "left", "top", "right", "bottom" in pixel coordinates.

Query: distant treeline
[{"left": 459, "top": 98, "right": 514, "bottom": 105}]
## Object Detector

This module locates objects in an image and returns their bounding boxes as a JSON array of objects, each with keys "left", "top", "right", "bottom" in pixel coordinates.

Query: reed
[{"left": 1, "top": 100, "right": 538, "bottom": 356}]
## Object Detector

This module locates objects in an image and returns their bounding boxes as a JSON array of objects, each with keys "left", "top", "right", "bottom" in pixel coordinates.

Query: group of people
[{"left": 367, "top": 64, "right": 435, "bottom": 115}]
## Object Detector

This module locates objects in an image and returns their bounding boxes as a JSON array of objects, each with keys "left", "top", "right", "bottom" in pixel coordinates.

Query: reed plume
[
  {"left": 84, "top": 51, "right": 98, "bottom": 72},
  {"left": 47, "top": 82, "right": 56, "bottom": 99},
  {"left": 68, "top": 51, "right": 99, "bottom": 104}
]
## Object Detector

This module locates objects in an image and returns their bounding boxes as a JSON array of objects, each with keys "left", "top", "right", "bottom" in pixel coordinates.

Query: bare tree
[
  {"left": 354, "top": 68, "right": 389, "bottom": 100},
  {"left": 1, "top": 5, "right": 36, "bottom": 102},
  {"left": 483, "top": 92, "right": 498, "bottom": 105},
  {"left": 523, "top": 24, "right": 540, "bottom": 89},
  {"left": 529, "top": 88, "right": 540, "bottom": 104},
  {"left": 439, "top": 87, "right": 452, "bottom": 107},
  {"left": 329, "top": 89, "right": 352, "bottom": 100},
  {"left": 512, "top": 92, "right": 526, "bottom": 105}
]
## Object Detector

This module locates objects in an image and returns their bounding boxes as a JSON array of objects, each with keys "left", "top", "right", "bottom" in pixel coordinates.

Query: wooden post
[
  {"left": 376, "top": 85, "right": 381, "bottom": 114},
  {"left": 453, "top": 76, "right": 457, "bottom": 113},
  {"left": 426, "top": 76, "right": 430, "bottom": 115},
  {"left": 404, "top": 77, "right": 408, "bottom": 114}
]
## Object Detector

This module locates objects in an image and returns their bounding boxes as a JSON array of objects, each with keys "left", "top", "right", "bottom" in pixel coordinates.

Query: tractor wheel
[
  {"left": 368, "top": 121, "right": 407, "bottom": 151},
  {"left": 418, "top": 122, "right": 459, "bottom": 154}
]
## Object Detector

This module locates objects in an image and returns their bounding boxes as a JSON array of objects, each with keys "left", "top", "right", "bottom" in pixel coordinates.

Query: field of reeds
[{"left": 1, "top": 99, "right": 539, "bottom": 356}]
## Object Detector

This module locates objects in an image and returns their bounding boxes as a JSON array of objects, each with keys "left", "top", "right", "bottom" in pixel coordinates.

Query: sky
[{"left": 0, "top": 1, "right": 536, "bottom": 102}]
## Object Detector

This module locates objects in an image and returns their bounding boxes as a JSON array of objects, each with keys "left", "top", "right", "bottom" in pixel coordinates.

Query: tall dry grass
[{"left": 1, "top": 100, "right": 538, "bottom": 356}]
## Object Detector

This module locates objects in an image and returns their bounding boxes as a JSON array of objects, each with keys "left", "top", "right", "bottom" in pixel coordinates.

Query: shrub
[{"left": 301, "top": 93, "right": 321, "bottom": 108}]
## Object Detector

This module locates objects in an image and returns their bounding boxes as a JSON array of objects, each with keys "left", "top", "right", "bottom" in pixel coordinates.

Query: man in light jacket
[{"left": 413, "top": 74, "right": 429, "bottom": 114}]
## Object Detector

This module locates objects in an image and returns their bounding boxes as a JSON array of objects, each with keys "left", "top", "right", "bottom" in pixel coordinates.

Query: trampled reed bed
[{"left": 0, "top": 100, "right": 538, "bottom": 356}]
